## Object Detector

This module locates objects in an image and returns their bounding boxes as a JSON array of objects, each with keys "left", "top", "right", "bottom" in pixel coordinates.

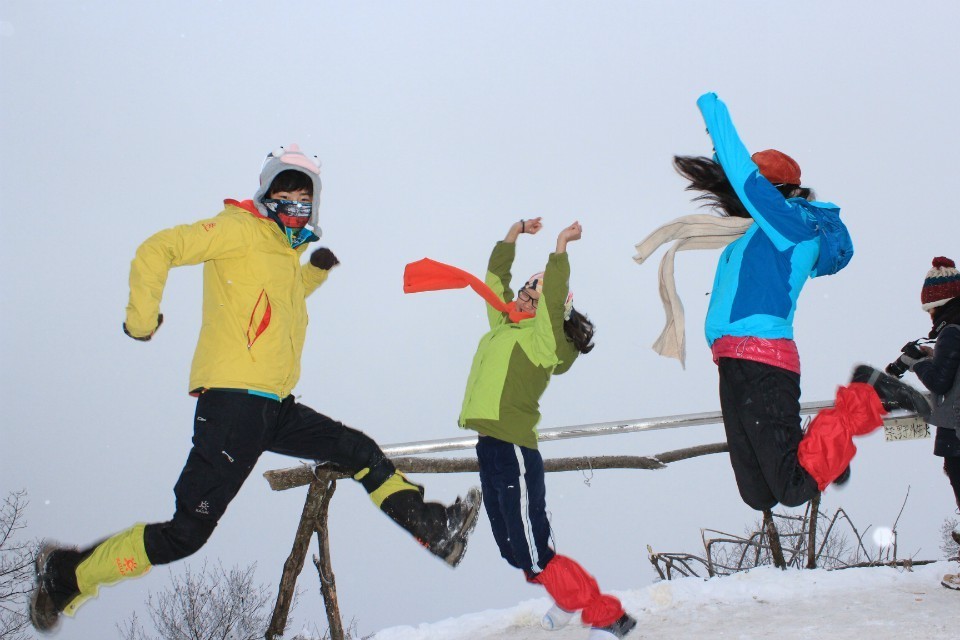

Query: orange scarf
[{"left": 403, "top": 258, "right": 535, "bottom": 323}]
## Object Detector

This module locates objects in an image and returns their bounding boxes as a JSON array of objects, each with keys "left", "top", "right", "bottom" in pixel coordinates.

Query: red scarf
[{"left": 403, "top": 258, "right": 535, "bottom": 323}]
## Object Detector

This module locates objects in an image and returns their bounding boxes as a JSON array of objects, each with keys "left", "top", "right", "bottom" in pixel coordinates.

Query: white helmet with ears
[{"left": 254, "top": 144, "right": 323, "bottom": 234}]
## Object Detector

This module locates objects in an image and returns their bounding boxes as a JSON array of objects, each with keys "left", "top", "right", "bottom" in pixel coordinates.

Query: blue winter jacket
[{"left": 697, "top": 93, "right": 842, "bottom": 346}]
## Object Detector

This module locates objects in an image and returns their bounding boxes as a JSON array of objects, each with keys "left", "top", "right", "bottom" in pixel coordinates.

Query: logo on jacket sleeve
[{"left": 115, "top": 556, "right": 139, "bottom": 576}]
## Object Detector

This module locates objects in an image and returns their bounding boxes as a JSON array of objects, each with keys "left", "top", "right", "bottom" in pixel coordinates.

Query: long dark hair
[
  {"left": 673, "top": 156, "right": 814, "bottom": 218},
  {"left": 563, "top": 308, "right": 595, "bottom": 354}
]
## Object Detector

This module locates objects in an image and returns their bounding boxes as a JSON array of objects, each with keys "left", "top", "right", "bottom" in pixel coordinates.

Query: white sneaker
[
  {"left": 541, "top": 604, "right": 576, "bottom": 630},
  {"left": 943, "top": 573, "right": 960, "bottom": 590}
]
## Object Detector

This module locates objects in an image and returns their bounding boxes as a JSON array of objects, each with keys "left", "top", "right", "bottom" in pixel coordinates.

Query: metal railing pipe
[{"left": 380, "top": 400, "right": 838, "bottom": 456}]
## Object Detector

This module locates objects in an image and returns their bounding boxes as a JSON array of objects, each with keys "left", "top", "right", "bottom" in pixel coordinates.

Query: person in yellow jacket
[{"left": 29, "top": 145, "right": 482, "bottom": 633}]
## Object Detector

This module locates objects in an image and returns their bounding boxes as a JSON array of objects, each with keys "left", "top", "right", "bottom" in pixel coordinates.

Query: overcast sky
[{"left": 3, "top": 2, "right": 960, "bottom": 638}]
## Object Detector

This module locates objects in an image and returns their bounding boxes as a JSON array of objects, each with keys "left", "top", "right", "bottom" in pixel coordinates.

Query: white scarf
[{"left": 633, "top": 214, "right": 754, "bottom": 367}]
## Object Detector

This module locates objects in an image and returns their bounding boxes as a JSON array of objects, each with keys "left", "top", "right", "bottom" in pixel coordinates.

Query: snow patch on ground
[{"left": 373, "top": 561, "right": 959, "bottom": 639}]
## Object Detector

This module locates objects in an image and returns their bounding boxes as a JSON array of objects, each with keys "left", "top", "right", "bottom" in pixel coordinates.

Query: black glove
[
  {"left": 885, "top": 340, "right": 927, "bottom": 377},
  {"left": 123, "top": 313, "right": 163, "bottom": 342},
  {"left": 310, "top": 247, "right": 340, "bottom": 270}
]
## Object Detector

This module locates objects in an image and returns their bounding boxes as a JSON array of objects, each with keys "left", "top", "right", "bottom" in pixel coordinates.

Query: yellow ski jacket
[{"left": 124, "top": 200, "right": 331, "bottom": 398}]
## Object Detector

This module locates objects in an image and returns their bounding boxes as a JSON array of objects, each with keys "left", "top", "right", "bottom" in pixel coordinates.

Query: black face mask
[
  {"left": 262, "top": 199, "right": 311, "bottom": 229},
  {"left": 930, "top": 297, "right": 960, "bottom": 338}
]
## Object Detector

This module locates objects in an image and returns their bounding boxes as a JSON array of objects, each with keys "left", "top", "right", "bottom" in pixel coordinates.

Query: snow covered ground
[{"left": 371, "top": 562, "right": 959, "bottom": 639}]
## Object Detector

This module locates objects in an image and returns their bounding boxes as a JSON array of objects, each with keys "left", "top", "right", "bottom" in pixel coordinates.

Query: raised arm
[
  {"left": 696, "top": 92, "right": 813, "bottom": 251},
  {"left": 527, "top": 222, "right": 579, "bottom": 367},
  {"left": 554, "top": 220, "right": 580, "bottom": 254},
  {"left": 503, "top": 216, "right": 543, "bottom": 244},
  {"left": 484, "top": 217, "right": 542, "bottom": 327}
]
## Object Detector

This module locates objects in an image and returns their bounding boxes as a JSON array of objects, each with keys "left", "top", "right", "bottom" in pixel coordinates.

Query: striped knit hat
[{"left": 921, "top": 256, "right": 960, "bottom": 310}]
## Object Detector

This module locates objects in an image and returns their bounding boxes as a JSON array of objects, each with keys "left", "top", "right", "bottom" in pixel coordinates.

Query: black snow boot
[
  {"left": 832, "top": 465, "right": 852, "bottom": 487},
  {"left": 29, "top": 542, "right": 84, "bottom": 633},
  {"left": 589, "top": 613, "right": 638, "bottom": 639},
  {"left": 381, "top": 487, "right": 482, "bottom": 567},
  {"left": 850, "top": 364, "right": 932, "bottom": 420}
]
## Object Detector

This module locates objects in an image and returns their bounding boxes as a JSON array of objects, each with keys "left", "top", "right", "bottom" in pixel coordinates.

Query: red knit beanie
[
  {"left": 921, "top": 256, "right": 960, "bottom": 310},
  {"left": 751, "top": 149, "right": 801, "bottom": 185}
]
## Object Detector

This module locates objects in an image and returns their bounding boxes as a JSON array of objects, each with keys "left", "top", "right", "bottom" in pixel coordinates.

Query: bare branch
[
  {"left": 653, "top": 499, "right": 931, "bottom": 582},
  {"left": 0, "top": 490, "right": 35, "bottom": 640},
  {"left": 119, "top": 561, "right": 273, "bottom": 640}
]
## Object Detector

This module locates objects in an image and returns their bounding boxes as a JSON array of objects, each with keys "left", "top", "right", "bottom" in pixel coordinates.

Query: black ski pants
[
  {"left": 944, "top": 455, "right": 960, "bottom": 512},
  {"left": 143, "top": 389, "right": 394, "bottom": 565},
  {"left": 718, "top": 358, "right": 819, "bottom": 511}
]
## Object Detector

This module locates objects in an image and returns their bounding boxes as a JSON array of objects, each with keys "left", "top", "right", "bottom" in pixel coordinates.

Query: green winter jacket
[{"left": 458, "top": 241, "right": 579, "bottom": 449}]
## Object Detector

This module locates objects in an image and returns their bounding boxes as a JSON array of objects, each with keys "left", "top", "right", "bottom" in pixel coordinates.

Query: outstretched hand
[
  {"left": 505, "top": 217, "right": 542, "bottom": 243},
  {"left": 556, "top": 221, "right": 582, "bottom": 253},
  {"left": 520, "top": 217, "right": 543, "bottom": 235}
]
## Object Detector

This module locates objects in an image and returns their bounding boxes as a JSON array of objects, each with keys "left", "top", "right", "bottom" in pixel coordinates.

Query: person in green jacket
[{"left": 462, "top": 219, "right": 636, "bottom": 640}]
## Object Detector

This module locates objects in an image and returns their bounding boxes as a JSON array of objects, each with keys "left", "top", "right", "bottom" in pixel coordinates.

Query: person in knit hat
[
  {"left": 28, "top": 145, "right": 482, "bottom": 632},
  {"left": 889, "top": 256, "right": 960, "bottom": 589},
  {"left": 658, "top": 92, "right": 929, "bottom": 517},
  {"left": 921, "top": 256, "right": 960, "bottom": 316}
]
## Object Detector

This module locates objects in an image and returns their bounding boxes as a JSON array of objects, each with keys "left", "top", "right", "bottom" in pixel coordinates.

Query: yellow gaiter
[
  {"left": 64, "top": 523, "right": 152, "bottom": 617},
  {"left": 354, "top": 469, "right": 422, "bottom": 507}
]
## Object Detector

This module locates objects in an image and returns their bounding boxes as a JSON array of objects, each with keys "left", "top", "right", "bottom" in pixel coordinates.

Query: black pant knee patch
[
  {"left": 334, "top": 427, "right": 388, "bottom": 473},
  {"left": 144, "top": 512, "right": 217, "bottom": 565}
]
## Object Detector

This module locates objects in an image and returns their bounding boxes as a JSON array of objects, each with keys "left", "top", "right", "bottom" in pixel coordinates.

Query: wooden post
[
  {"left": 265, "top": 471, "right": 342, "bottom": 640},
  {"left": 312, "top": 475, "right": 343, "bottom": 640},
  {"left": 762, "top": 509, "right": 786, "bottom": 569},
  {"left": 806, "top": 493, "right": 821, "bottom": 569}
]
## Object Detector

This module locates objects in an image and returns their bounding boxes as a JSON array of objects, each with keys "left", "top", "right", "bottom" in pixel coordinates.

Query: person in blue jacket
[{"left": 675, "top": 92, "right": 930, "bottom": 511}]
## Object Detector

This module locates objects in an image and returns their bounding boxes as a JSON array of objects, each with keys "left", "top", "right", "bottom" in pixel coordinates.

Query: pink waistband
[{"left": 711, "top": 336, "right": 801, "bottom": 375}]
